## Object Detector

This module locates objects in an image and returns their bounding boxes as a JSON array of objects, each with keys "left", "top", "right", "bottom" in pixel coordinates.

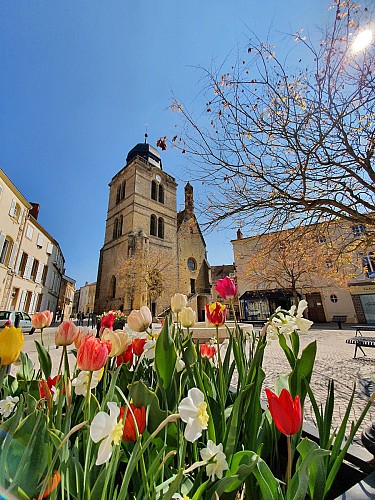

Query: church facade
[{"left": 94, "top": 142, "right": 211, "bottom": 320}]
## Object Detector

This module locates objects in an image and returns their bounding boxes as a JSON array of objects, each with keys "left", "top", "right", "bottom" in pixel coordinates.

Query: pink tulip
[
  {"left": 214, "top": 277, "right": 237, "bottom": 300},
  {"left": 77, "top": 335, "right": 111, "bottom": 371},
  {"left": 55, "top": 321, "right": 79, "bottom": 347},
  {"left": 32, "top": 310, "right": 53, "bottom": 329}
]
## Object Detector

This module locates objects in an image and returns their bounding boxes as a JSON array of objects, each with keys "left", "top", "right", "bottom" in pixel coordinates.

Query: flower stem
[
  {"left": 286, "top": 434, "right": 292, "bottom": 490},
  {"left": 84, "top": 371, "right": 93, "bottom": 422}
]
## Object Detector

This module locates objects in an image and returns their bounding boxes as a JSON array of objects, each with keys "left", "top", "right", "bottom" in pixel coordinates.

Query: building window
[
  {"left": 110, "top": 275, "right": 116, "bottom": 299},
  {"left": 116, "top": 185, "right": 121, "bottom": 204},
  {"left": 158, "top": 184, "right": 164, "bottom": 204},
  {"left": 31, "top": 259, "right": 39, "bottom": 281},
  {"left": 118, "top": 215, "right": 123, "bottom": 237},
  {"left": 151, "top": 181, "right": 157, "bottom": 201},
  {"left": 121, "top": 181, "right": 126, "bottom": 200},
  {"left": 187, "top": 257, "right": 196, "bottom": 271},
  {"left": 0, "top": 237, "right": 11, "bottom": 265},
  {"left": 330, "top": 294, "right": 338, "bottom": 303},
  {"left": 190, "top": 279, "right": 196, "bottom": 294},
  {"left": 150, "top": 214, "right": 157, "bottom": 236},
  {"left": 113, "top": 218, "right": 119, "bottom": 239},
  {"left": 352, "top": 225, "right": 366, "bottom": 237},
  {"left": 26, "top": 224, "right": 34, "bottom": 240},
  {"left": 158, "top": 217, "right": 164, "bottom": 239},
  {"left": 316, "top": 234, "right": 327, "bottom": 243}
]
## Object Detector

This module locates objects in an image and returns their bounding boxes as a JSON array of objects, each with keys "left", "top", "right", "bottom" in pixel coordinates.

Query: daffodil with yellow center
[
  {"left": 90, "top": 402, "right": 124, "bottom": 465},
  {"left": 178, "top": 388, "right": 209, "bottom": 442}
]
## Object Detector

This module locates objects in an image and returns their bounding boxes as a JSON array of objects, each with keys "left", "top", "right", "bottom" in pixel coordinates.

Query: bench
[
  {"left": 332, "top": 315, "right": 347, "bottom": 329},
  {"left": 346, "top": 325, "right": 375, "bottom": 358}
]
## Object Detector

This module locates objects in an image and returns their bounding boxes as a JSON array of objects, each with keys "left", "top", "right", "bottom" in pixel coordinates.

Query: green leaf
[
  {"left": 289, "top": 340, "right": 316, "bottom": 401},
  {"left": 279, "top": 334, "right": 295, "bottom": 369},
  {"left": 16, "top": 352, "right": 35, "bottom": 381},
  {"left": 128, "top": 380, "right": 168, "bottom": 433},
  {"left": 155, "top": 316, "right": 177, "bottom": 390},
  {"left": 34, "top": 339, "right": 52, "bottom": 379}
]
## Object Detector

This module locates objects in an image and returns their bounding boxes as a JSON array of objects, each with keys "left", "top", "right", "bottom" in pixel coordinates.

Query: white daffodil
[
  {"left": 172, "top": 494, "right": 190, "bottom": 500},
  {"left": 90, "top": 402, "right": 124, "bottom": 465},
  {"left": 72, "top": 368, "right": 103, "bottom": 396},
  {"left": 200, "top": 440, "right": 229, "bottom": 481},
  {"left": 178, "top": 388, "right": 209, "bottom": 442},
  {"left": 0, "top": 395, "right": 19, "bottom": 418},
  {"left": 294, "top": 300, "right": 313, "bottom": 333}
]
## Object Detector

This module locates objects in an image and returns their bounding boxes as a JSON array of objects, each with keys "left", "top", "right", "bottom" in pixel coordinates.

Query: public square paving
[{"left": 16, "top": 323, "right": 375, "bottom": 446}]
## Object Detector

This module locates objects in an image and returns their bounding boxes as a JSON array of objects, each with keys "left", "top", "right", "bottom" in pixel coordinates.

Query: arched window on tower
[
  {"left": 158, "top": 184, "right": 164, "bottom": 204},
  {"left": 113, "top": 218, "right": 119, "bottom": 240},
  {"left": 158, "top": 217, "right": 164, "bottom": 239},
  {"left": 116, "top": 185, "right": 121, "bottom": 204},
  {"left": 151, "top": 181, "right": 157, "bottom": 200},
  {"left": 121, "top": 181, "right": 126, "bottom": 200},
  {"left": 110, "top": 275, "right": 116, "bottom": 299},
  {"left": 150, "top": 214, "right": 157, "bottom": 236},
  {"left": 118, "top": 215, "right": 123, "bottom": 237}
]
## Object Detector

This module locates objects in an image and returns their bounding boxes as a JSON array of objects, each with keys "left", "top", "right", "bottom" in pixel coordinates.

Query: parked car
[{"left": 0, "top": 311, "right": 35, "bottom": 334}]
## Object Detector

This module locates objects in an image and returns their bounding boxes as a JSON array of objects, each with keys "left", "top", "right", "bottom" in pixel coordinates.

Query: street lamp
[{"left": 351, "top": 28, "right": 373, "bottom": 53}]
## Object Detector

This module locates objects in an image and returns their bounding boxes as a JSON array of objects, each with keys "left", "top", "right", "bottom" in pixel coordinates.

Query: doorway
[{"left": 305, "top": 293, "right": 327, "bottom": 323}]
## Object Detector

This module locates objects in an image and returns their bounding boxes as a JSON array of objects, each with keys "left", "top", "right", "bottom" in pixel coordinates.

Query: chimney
[
  {"left": 29, "top": 203, "right": 40, "bottom": 220},
  {"left": 237, "top": 229, "right": 243, "bottom": 240}
]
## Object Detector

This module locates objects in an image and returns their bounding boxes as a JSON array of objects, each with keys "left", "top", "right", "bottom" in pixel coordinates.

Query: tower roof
[{"left": 126, "top": 142, "right": 162, "bottom": 169}]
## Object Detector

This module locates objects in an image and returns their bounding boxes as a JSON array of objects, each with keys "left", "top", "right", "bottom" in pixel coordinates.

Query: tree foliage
[{"left": 170, "top": 1, "right": 375, "bottom": 247}]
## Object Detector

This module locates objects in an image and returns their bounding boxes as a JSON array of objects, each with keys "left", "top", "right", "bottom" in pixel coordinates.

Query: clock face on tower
[{"left": 156, "top": 174, "right": 161, "bottom": 183}]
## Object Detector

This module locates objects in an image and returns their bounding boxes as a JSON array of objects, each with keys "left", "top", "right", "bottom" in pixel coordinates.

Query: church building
[{"left": 94, "top": 140, "right": 211, "bottom": 320}]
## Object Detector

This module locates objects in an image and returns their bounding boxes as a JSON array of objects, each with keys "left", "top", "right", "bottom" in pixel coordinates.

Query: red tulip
[
  {"left": 38, "top": 375, "right": 62, "bottom": 399},
  {"left": 206, "top": 302, "right": 226, "bottom": 327},
  {"left": 120, "top": 404, "right": 146, "bottom": 442},
  {"left": 214, "top": 276, "right": 237, "bottom": 300},
  {"left": 77, "top": 335, "right": 111, "bottom": 371},
  {"left": 132, "top": 338, "right": 147, "bottom": 356},
  {"left": 116, "top": 344, "right": 133, "bottom": 366},
  {"left": 100, "top": 313, "right": 116, "bottom": 330},
  {"left": 200, "top": 343, "right": 216, "bottom": 359},
  {"left": 265, "top": 388, "right": 302, "bottom": 436}
]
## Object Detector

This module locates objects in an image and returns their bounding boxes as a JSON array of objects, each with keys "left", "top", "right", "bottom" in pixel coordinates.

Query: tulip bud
[
  {"left": 206, "top": 302, "right": 226, "bottom": 327},
  {"left": 127, "top": 306, "right": 152, "bottom": 332},
  {"left": 180, "top": 307, "right": 196, "bottom": 328},
  {"left": 74, "top": 327, "right": 96, "bottom": 349},
  {"left": 102, "top": 330, "right": 131, "bottom": 357},
  {"left": 171, "top": 293, "right": 188, "bottom": 314},
  {"left": 31, "top": 310, "right": 53, "bottom": 329},
  {"left": 214, "top": 277, "right": 237, "bottom": 300}
]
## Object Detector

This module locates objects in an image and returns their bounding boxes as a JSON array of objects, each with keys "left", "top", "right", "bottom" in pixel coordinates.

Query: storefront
[
  {"left": 239, "top": 289, "right": 295, "bottom": 322},
  {"left": 350, "top": 282, "right": 375, "bottom": 324}
]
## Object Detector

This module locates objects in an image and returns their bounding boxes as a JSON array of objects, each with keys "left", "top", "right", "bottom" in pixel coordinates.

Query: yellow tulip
[{"left": 0, "top": 326, "right": 24, "bottom": 365}]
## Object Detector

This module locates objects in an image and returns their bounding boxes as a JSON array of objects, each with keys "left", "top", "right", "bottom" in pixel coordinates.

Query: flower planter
[{"left": 113, "top": 321, "right": 125, "bottom": 330}]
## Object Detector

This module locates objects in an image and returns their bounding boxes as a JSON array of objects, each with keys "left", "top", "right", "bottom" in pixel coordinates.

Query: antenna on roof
[{"left": 145, "top": 124, "right": 148, "bottom": 144}]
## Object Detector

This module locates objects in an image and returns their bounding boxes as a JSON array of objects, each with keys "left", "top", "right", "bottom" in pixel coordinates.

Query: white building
[{"left": 0, "top": 169, "right": 65, "bottom": 316}]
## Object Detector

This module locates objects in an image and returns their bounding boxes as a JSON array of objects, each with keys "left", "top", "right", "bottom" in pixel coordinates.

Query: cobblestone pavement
[{"left": 259, "top": 325, "right": 375, "bottom": 443}]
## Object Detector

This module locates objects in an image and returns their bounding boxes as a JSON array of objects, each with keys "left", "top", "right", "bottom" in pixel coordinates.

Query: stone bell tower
[{"left": 95, "top": 139, "right": 178, "bottom": 316}]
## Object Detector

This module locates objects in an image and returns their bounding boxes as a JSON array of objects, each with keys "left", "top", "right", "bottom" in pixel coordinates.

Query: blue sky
[{"left": 1, "top": 0, "right": 329, "bottom": 288}]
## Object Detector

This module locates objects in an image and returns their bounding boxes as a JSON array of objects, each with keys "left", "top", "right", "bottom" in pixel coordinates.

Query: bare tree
[
  {"left": 239, "top": 226, "right": 357, "bottom": 304},
  {"left": 169, "top": 1, "right": 375, "bottom": 248}
]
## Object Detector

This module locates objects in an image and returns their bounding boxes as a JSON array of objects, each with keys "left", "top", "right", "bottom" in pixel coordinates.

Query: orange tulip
[
  {"left": 77, "top": 336, "right": 111, "bottom": 371},
  {"left": 200, "top": 343, "right": 216, "bottom": 359},
  {"left": 32, "top": 310, "right": 53, "bottom": 329}
]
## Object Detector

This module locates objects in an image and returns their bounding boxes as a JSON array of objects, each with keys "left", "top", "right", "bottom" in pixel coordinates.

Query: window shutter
[
  {"left": 23, "top": 256, "right": 34, "bottom": 279},
  {"left": 9, "top": 199, "right": 16, "bottom": 217},
  {"left": 29, "top": 293, "right": 38, "bottom": 314},
  {"left": 14, "top": 251, "right": 23, "bottom": 274},
  {"left": 46, "top": 243, "right": 53, "bottom": 255},
  {"left": 0, "top": 232, "right": 5, "bottom": 254},
  {"left": 18, "top": 208, "right": 23, "bottom": 224},
  {"left": 37, "top": 234, "right": 44, "bottom": 247},
  {"left": 35, "top": 263, "right": 44, "bottom": 283},
  {"left": 19, "top": 290, "right": 28, "bottom": 311},
  {"left": 26, "top": 225, "right": 34, "bottom": 239},
  {"left": 8, "top": 242, "right": 18, "bottom": 269}
]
